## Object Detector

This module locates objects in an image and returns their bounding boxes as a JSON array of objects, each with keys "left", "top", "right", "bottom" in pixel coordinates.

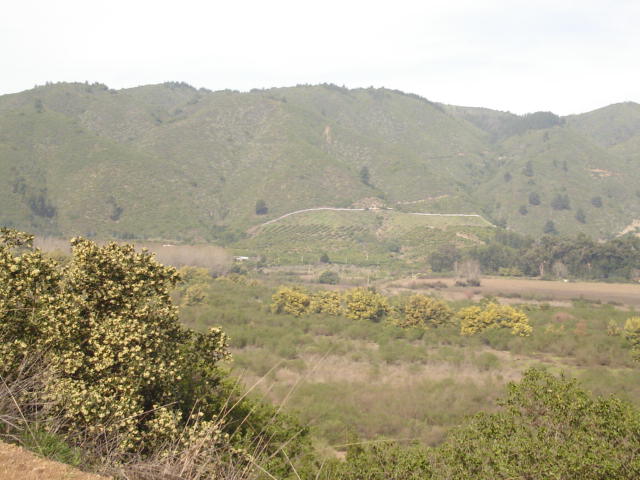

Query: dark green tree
[
  {"left": 528, "top": 192, "right": 541, "bottom": 206},
  {"left": 359, "top": 166, "right": 371, "bottom": 186},
  {"left": 551, "top": 193, "right": 571, "bottom": 210},
  {"left": 255, "top": 199, "right": 268, "bottom": 215},
  {"left": 543, "top": 220, "right": 558, "bottom": 235}
]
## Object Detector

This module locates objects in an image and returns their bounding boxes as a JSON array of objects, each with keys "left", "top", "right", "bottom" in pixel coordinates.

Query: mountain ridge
[{"left": 1, "top": 81, "right": 639, "bottom": 243}]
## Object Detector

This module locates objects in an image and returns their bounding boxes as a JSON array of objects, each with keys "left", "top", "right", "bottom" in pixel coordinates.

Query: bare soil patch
[{"left": 0, "top": 441, "right": 108, "bottom": 480}]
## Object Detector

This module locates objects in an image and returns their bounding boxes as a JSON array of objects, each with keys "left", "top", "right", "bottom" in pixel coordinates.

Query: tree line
[{"left": 430, "top": 232, "right": 640, "bottom": 281}]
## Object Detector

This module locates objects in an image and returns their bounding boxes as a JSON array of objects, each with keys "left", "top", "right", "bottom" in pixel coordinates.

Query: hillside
[
  {"left": 234, "top": 208, "right": 493, "bottom": 265},
  {"left": 0, "top": 82, "right": 639, "bottom": 243}
]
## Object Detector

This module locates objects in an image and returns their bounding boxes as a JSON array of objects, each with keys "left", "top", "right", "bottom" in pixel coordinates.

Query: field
[
  {"left": 234, "top": 209, "right": 494, "bottom": 265},
  {"left": 178, "top": 273, "right": 640, "bottom": 456},
  {"left": 386, "top": 276, "right": 640, "bottom": 307}
]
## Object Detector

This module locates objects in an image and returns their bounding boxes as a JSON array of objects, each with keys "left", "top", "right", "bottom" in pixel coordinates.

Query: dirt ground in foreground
[
  {"left": 386, "top": 277, "right": 640, "bottom": 308},
  {"left": 0, "top": 441, "right": 108, "bottom": 480}
]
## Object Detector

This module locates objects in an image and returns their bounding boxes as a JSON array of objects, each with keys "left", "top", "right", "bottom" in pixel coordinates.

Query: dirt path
[
  {"left": 0, "top": 441, "right": 108, "bottom": 480},
  {"left": 252, "top": 206, "right": 494, "bottom": 232}
]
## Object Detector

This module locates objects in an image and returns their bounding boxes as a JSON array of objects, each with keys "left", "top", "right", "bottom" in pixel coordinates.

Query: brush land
[{"left": 178, "top": 271, "right": 640, "bottom": 455}]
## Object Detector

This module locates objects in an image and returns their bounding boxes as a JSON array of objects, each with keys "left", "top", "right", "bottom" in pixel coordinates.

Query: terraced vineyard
[{"left": 233, "top": 209, "right": 494, "bottom": 265}]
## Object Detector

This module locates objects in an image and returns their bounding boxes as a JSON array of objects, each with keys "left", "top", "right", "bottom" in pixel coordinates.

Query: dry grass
[
  {"left": 0, "top": 357, "right": 288, "bottom": 480},
  {"left": 33, "top": 237, "right": 233, "bottom": 276}
]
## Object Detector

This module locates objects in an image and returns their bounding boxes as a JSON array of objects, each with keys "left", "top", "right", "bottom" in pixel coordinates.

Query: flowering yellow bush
[
  {"left": 343, "top": 288, "right": 391, "bottom": 322},
  {"left": 459, "top": 303, "right": 532, "bottom": 336},
  {"left": 0, "top": 229, "right": 230, "bottom": 452},
  {"left": 308, "top": 290, "right": 343, "bottom": 316},
  {"left": 402, "top": 295, "right": 453, "bottom": 328},
  {"left": 270, "top": 286, "right": 311, "bottom": 316}
]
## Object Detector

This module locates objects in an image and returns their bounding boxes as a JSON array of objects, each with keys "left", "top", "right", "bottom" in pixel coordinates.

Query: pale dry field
[{"left": 387, "top": 277, "right": 640, "bottom": 307}]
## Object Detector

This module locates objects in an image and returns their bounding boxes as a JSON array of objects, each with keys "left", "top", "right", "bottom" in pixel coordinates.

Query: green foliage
[
  {"left": 543, "top": 220, "right": 558, "bottom": 234},
  {"left": 435, "top": 368, "right": 640, "bottom": 479},
  {"left": 320, "top": 442, "right": 433, "bottom": 480},
  {"left": 458, "top": 303, "right": 532, "bottom": 336},
  {"left": 624, "top": 316, "right": 640, "bottom": 360},
  {"left": 429, "top": 245, "right": 461, "bottom": 272},
  {"left": 255, "top": 199, "right": 268, "bottom": 215},
  {"left": 551, "top": 193, "right": 572, "bottom": 210},
  {"left": 359, "top": 165, "right": 371, "bottom": 186},
  {"left": 21, "top": 429, "right": 83, "bottom": 467},
  {"left": 318, "top": 270, "right": 339, "bottom": 284},
  {"left": 528, "top": 191, "right": 541, "bottom": 205},
  {"left": 401, "top": 295, "right": 454, "bottom": 328},
  {"left": 343, "top": 288, "right": 391, "bottom": 322}
]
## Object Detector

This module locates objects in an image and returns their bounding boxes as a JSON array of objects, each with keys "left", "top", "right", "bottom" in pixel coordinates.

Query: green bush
[
  {"left": 435, "top": 368, "right": 640, "bottom": 479},
  {"left": 318, "top": 270, "right": 340, "bottom": 284},
  {"left": 624, "top": 316, "right": 640, "bottom": 360}
]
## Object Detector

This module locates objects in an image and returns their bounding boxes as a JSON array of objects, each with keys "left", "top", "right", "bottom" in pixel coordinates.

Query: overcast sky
[{"left": 2, "top": 0, "right": 638, "bottom": 115}]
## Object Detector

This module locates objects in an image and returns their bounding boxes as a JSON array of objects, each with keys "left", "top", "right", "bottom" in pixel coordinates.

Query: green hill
[{"left": 0, "top": 82, "right": 639, "bottom": 244}]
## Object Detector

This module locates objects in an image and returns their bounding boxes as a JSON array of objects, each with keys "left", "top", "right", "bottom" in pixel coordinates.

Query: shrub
[
  {"left": 320, "top": 442, "right": 432, "bottom": 480},
  {"left": 309, "top": 290, "right": 343, "bottom": 315},
  {"left": 436, "top": 368, "right": 640, "bottom": 479},
  {"left": 255, "top": 199, "right": 268, "bottom": 215},
  {"left": 343, "top": 288, "right": 391, "bottom": 322},
  {"left": 401, "top": 295, "right": 454, "bottom": 328},
  {"left": 318, "top": 270, "right": 340, "bottom": 284},
  {"left": 624, "top": 317, "right": 640, "bottom": 360},
  {"left": 0, "top": 229, "right": 230, "bottom": 452},
  {"left": 270, "top": 286, "right": 311, "bottom": 316},
  {"left": 529, "top": 192, "right": 541, "bottom": 206},
  {"left": 458, "top": 303, "right": 532, "bottom": 336}
]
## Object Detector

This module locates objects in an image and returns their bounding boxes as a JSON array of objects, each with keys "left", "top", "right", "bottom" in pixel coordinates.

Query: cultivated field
[{"left": 235, "top": 209, "right": 494, "bottom": 265}]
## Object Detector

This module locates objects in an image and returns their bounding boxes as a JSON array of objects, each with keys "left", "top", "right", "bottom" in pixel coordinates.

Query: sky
[{"left": 2, "top": 0, "right": 639, "bottom": 115}]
